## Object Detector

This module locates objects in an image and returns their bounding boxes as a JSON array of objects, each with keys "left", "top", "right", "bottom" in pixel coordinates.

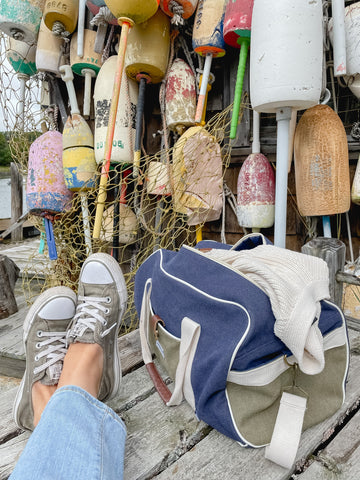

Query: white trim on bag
[
  {"left": 227, "top": 324, "right": 348, "bottom": 387},
  {"left": 323, "top": 300, "right": 350, "bottom": 406}
]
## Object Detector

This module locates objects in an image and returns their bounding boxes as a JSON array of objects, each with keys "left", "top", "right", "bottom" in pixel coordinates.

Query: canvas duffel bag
[{"left": 134, "top": 233, "right": 349, "bottom": 468}]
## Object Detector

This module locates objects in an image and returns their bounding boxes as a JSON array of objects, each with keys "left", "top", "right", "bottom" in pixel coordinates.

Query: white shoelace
[
  {"left": 69, "top": 295, "right": 112, "bottom": 338},
  {"left": 33, "top": 331, "right": 68, "bottom": 376}
]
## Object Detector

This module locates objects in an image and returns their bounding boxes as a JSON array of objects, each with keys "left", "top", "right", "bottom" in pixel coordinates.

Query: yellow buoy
[
  {"left": 104, "top": 0, "right": 159, "bottom": 24},
  {"left": 43, "top": 0, "right": 79, "bottom": 36},
  {"left": 125, "top": 9, "right": 170, "bottom": 84}
]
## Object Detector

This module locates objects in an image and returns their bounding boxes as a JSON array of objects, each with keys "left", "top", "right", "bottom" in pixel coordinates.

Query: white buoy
[
  {"left": 330, "top": 3, "right": 360, "bottom": 98},
  {"left": 35, "top": 19, "right": 64, "bottom": 75},
  {"left": 250, "top": 0, "right": 323, "bottom": 247},
  {"left": 94, "top": 55, "right": 138, "bottom": 165},
  {"left": 330, "top": 0, "right": 347, "bottom": 77}
]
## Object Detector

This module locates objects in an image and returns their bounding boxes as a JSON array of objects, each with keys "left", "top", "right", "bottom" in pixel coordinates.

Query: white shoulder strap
[{"left": 265, "top": 392, "right": 307, "bottom": 469}]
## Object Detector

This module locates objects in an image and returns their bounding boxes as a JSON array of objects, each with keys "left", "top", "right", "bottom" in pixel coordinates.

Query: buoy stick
[
  {"left": 77, "top": 0, "right": 86, "bottom": 57},
  {"left": 17, "top": 74, "right": 28, "bottom": 131},
  {"left": 112, "top": 168, "right": 120, "bottom": 261},
  {"left": 195, "top": 74, "right": 213, "bottom": 238},
  {"left": 252, "top": 110, "right": 260, "bottom": 154},
  {"left": 332, "top": 0, "right": 346, "bottom": 76},
  {"left": 322, "top": 216, "right": 332, "bottom": 238},
  {"left": 133, "top": 76, "right": 147, "bottom": 178},
  {"left": 80, "top": 193, "right": 92, "bottom": 254},
  {"left": 59, "top": 66, "right": 81, "bottom": 114},
  {"left": 93, "top": 18, "right": 132, "bottom": 239},
  {"left": 195, "top": 53, "right": 213, "bottom": 124},
  {"left": 230, "top": 37, "right": 250, "bottom": 139},
  {"left": 82, "top": 68, "right": 96, "bottom": 118},
  {"left": 44, "top": 217, "right": 57, "bottom": 260},
  {"left": 274, "top": 106, "right": 292, "bottom": 248}
]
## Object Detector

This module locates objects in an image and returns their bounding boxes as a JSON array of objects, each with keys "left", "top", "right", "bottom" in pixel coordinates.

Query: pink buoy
[
  {"left": 27, "top": 131, "right": 73, "bottom": 259},
  {"left": 27, "top": 131, "right": 73, "bottom": 214}
]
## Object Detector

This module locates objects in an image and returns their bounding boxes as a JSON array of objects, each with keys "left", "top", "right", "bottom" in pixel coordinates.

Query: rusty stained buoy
[{"left": 165, "top": 58, "right": 196, "bottom": 135}]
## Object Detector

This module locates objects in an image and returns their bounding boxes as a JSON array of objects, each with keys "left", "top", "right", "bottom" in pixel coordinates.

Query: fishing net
[{"left": 0, "top": 30, "right": 238, "bottom": 332}]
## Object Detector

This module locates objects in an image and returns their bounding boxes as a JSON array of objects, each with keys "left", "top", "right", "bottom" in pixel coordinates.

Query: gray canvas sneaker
[
  {"left": 13, "top": 286, "right": 77, "bottom": 431},
  {"left": 66, "top": 252, "right": 127, "bottom": 402}
]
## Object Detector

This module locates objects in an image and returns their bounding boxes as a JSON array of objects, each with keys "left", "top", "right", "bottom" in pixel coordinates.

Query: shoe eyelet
[
  {"left": 105, "top": 297, "right": 111, "bottom": 304},
  {"left": 104, "top": 308, "right": 110, "bottom": 315},
  {"left": 37, "top": 331, "right": 43, "bottom": 337},
  {"left": 36, "top": 342, "right": 41, "bottom": 349},
  {"left": 34, "top": 355, "right": 39, "bottom": 361}
]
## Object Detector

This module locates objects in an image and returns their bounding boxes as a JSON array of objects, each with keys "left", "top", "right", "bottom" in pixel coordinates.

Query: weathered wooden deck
[{"left": 1, "top": 241, "right": 360, "bottom": 479}]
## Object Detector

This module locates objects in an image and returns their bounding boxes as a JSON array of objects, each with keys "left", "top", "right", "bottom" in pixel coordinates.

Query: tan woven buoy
[{"left": 294, "top": 104, "right": 350, "bottom": 216}]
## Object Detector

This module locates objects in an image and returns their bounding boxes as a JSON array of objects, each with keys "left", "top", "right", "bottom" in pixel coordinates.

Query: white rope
[
  {"left": 169, "top": 0, "right": 185, "bottom": 25},
  {"left": 90, "top": 5, "right": 115, "bottom": 27}
]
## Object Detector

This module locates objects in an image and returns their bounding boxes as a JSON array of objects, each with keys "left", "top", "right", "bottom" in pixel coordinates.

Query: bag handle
[
  {"left": 140, "top": 280, "right": 200, "bottom": 408},
  {"left": 140, "top": 280, "right": 173, "bottom": 404}
]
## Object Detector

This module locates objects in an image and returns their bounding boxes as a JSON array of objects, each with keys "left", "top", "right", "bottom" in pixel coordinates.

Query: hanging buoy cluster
[{"left": 0, "top": 0, "right": 355, "bottom": 262}]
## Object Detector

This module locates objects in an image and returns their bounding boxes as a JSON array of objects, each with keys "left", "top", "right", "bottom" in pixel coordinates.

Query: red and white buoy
[
  {"left": 237, "top": 110, "right": 275, "bottom": 231},
  {"left": 165, "top": 58, "right": 196, "bottom": 135}
]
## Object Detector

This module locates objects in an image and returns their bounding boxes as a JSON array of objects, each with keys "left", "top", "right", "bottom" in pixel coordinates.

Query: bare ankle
[
  {"left": 32, "top": 381, "right": 57, "bottom": 427},
  {"left": 57, "top": 343, "right": 104, "bottom": 398}
]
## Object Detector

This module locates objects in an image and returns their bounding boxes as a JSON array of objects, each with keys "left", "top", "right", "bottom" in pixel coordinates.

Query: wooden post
[
  {"left": 0, "top": 254, "right": 19, "bottom": 319},
  {"left": 10, "top": 162, "right": 23, "bottom": 242},
  {"left": 301, "top": 237, "right": 346, "bottom": 307}
]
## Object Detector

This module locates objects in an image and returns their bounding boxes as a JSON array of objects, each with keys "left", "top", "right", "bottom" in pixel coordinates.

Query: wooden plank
[
  {"left": 0, "top": 212, "right": 29, "bottom": 241},
  {"left": 0, "top": 433, "right": 30, "bottom": 480},
  {"left": 122, "top": 389, "right": 208, "bottom": 480},
  {"left": 0, "top": 239, "right": 49, "bottom": 278},
  {"left": 10, "top": 163, "right": 23, "bottom": 242},
  {"left": 0, "top": 387, "right": 22, "bottom": 443},
  {"left": 118, "top": 329, "right": 142, "bottom": 376},
  {"left": 296, "top": 410, "right": 360, "bottom": 479},
  {"left": 0, "top": 255, "right": 19, "bottom": 319},
  {"left": 0, "top": 218, "right": 32, "bottom": 233}
]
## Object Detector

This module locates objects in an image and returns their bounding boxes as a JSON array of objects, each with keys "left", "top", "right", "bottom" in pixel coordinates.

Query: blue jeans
[{"left": 9, "top": 386, "right": 127, "bottom": 480}]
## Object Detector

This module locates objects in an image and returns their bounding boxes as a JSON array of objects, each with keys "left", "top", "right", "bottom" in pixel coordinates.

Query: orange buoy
[{"left": 160, "top": 0, "right": 198, "bottom": 25}]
